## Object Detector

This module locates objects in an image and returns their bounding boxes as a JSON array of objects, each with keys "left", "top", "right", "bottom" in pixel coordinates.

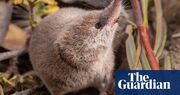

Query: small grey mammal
[{"left": 29, "top": 0, "right": 127, "bottom": 95}]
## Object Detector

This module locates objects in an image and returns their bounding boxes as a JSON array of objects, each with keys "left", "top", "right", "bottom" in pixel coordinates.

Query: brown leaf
[{"left": 2, "top": 24, "right": 28, "bottom": 50}]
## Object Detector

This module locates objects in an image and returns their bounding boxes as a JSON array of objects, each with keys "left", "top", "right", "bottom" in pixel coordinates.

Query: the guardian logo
[{"left": 118, "top": 72, "right": 171, "bottom": 90}]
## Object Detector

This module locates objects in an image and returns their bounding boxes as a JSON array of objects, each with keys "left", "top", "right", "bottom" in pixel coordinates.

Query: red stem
[
  {"left": 131, "top": 0, "right": 143, "bottom": 25},
  {"left": 140, "top": 27, "right": 159, "bottom": 70},
  {"left": 131, "top": 0, "right": 160, "bottom": 70}
]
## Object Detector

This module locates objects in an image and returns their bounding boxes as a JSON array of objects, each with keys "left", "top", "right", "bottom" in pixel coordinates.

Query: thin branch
[
  {"left": 0, "top": 47, "right": 27, "bottom": 61},
  {"left": 172, "top": 33, "right": 180, "bottom": 38}
]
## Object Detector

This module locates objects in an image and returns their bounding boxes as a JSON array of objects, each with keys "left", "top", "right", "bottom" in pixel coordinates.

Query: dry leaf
[
  {"left": 2, "top": 24, "right": 27, "bottom": 50},
  {"left": 125, "top": 25, "right": 136, "bottom": 70}
]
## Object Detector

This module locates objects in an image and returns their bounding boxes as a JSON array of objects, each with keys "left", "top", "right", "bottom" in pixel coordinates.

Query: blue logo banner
[{"left": 115, "top": 70, "right": 180, "bottom": 95}]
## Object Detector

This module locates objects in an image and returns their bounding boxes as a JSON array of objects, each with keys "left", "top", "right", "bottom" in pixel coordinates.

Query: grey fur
[{"left": 29, "top": 2, "right": 127, "bottom": 95}]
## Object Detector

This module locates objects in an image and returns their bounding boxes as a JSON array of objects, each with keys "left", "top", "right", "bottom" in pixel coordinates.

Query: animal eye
[{"left": 95, "top": 22, "right": 102, "bottom": 29}]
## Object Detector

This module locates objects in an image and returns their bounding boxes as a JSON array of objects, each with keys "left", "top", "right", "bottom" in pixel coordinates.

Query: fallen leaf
[{"left": 2, "top": 24, "right": 28, "bottom": 50}]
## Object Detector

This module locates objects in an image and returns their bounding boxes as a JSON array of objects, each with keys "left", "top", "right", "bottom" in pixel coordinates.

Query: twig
[
  {"left": 22, "top": 70, "right": 36, "bottom": 78},
  {"left": 0, "top": 1, "right": 12, "bottom": 45},
  {"left": 0, "top": 47, "right": 27, "bottom": 61},
  {"left": 172, "top": 32, "right": 180, "bottom": 38}
]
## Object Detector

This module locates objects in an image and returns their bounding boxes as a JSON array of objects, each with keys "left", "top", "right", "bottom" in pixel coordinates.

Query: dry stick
[
  {"left": 172, "top": 32, "right": 180, "bottom": 38},
  {"left": 131, "top": 0, "right": 159, "bottom": 70},
  {"left": 0, "top": 1, "right": 12, "bottom": 45},
  {"left": 0, "top": 47, "right": 27, "bottom": 61}
]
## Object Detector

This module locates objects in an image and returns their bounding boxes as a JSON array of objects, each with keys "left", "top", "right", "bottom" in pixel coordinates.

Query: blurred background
[{"left": 0, "top": 0, "right": 180, "bottom": 95}]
